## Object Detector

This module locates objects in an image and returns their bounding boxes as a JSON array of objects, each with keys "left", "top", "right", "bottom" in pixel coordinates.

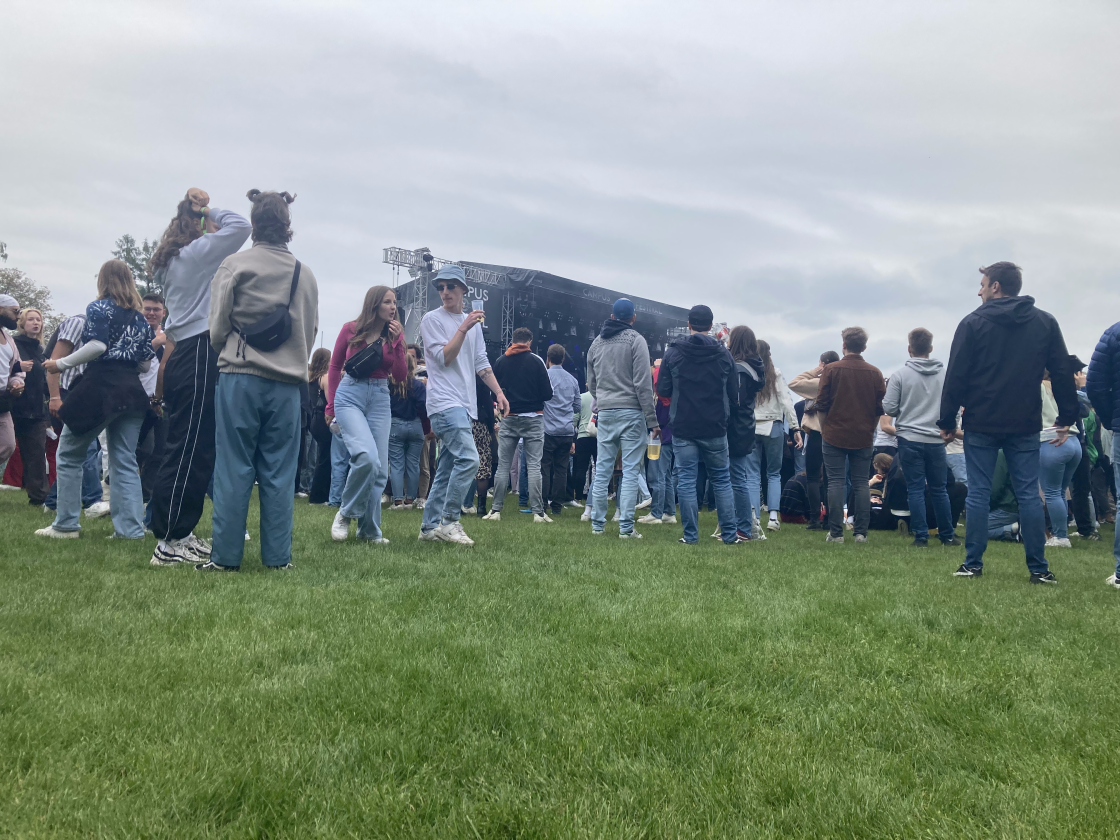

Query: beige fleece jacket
[
  {"left": 209, "top": 242, "right": 319, "bottom": 384},
  {"left": 789, "top": 369, "right": 825, "bottom": 433}
]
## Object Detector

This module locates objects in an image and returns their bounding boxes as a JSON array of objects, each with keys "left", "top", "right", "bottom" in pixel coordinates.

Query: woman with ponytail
[{"left": 147, "top": 187, "right": 250, "bottom": 566}]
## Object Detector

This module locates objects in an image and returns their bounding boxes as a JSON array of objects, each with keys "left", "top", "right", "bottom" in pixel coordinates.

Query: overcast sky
[{"left": 2, "top": 0, "right": 1118, "bottom": 375}]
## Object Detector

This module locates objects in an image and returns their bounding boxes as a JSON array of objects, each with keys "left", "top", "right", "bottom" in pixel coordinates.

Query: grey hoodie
[
  {"left": 586, "top": 319, "right": 657, "bottom": 429},
  {"left": 882, "top": 357, "right": 945, "bottom": 444}
]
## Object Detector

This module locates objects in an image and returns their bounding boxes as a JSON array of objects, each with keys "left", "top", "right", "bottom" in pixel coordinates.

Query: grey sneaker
[
  {"left": 854, "top": 534, "right": 868, "bottom": 544},
  {"left": 825, "top": 534, "right": 844, "bottom": 543},
  {"left": 619, "top": 531, "right": 643, "bottom": 540}
]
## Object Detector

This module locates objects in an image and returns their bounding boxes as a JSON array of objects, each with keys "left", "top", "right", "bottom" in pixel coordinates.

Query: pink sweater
[{"left": 326, "top": 322, "right": 407, "bottom": 416}]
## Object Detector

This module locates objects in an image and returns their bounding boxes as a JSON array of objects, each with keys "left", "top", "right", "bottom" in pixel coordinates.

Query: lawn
[{"left": 1, "top": 490, "right": 1118, "bottom": 839}]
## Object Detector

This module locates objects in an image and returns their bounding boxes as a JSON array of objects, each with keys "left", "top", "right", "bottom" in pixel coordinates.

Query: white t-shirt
[
  {"left": 139, "top": 355, "right": 160, "bottom": 397},
  {"left": 874, "top": 417, "right": 897, "bottom": 449},
  {"left": 0, "top": 337, "right": 13, "bottom": 390},
  {"left": 420, "top": 307, "right": 491, "bottom": 420}
]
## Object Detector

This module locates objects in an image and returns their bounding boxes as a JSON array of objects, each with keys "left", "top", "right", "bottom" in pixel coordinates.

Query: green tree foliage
[
  {"left": 0, "top": 242, "right": 65, "bottom": 339},
  {"left": 112, "top": 234, "right": 160, "bottom": 297}
]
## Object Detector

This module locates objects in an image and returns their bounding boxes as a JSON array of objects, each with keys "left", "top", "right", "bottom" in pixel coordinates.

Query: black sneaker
[
  {"left": 195, "top": 561, "right": 238, "bottom": 572},
  {"left": 805, "top": 521, "right": 825, "bottom": 531},
  {"left": 1029, "top": 571, "right": 1058, "bottom": 585},
  {"left": 911, "top": 538, "right": 929, "bottom": 548},
  {"left": 953, "top": 564, "right": 981, "bottom": 577},
  {"left": 267, "top": 562, "right": 294, "bottom": 570},
  {"left": 941, "top": 537, "right": 962, "bottom": 546}
]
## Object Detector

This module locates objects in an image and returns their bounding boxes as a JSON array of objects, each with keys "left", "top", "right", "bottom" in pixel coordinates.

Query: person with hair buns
[
  {"left": 147, "top": 188, "right": 250, "bottom": 566},
  {"left": 36, "top": 261, "right": 154, "bottom": 540},
  {"left": 883, "top": 327, "right": 960, "bottom": 547},
  {"left": 325, "top": 285, "right": 406, "bottom": 544},
  {"left": 196, "top": 190, "right": 317, "bottom": 571},
  {"left": 814, "top": 326, "right": 885, "bottom": 544}
]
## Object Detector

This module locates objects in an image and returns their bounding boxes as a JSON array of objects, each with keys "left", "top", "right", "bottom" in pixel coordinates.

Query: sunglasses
[{"left": 435, "top": 283, "right": 461, "bottom": 292}]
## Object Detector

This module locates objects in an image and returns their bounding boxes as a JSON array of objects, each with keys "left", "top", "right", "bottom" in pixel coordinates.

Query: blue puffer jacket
[{"left": 1086, "top": 320, "right": 1120, "bottom": 432}]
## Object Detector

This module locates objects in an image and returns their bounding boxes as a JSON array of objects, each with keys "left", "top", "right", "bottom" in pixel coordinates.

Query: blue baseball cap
[
  {"left": 431, "top": 264, "right": 468, "bottom": 292},
  {"left": 612, "top": 298, "right": 635, "bottom": 320}
]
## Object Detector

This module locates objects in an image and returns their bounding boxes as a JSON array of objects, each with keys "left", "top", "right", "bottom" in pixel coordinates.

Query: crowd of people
[{"left": 1, "top": 190, "right": 1118, "bottom": 587}]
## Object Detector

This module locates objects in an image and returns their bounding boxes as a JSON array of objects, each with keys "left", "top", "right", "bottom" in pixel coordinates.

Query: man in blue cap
[
  {"left": 418, "top": 265, "right": 510, "bottom": 545},
  {"left": 585, "top": 298, "right": 659, "bottom": 538}
]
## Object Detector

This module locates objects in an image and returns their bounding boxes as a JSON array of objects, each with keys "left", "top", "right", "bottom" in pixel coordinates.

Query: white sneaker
[
  {"left": 414, "top": 499, "right": 425, "bottom": 509},
  {"left": 487, "top": 489, "right": 494, "bottom": 498},
  {"left": 619, "top": 531, "right": 643, "bottom": 540},
  {"left": 533, "top": 514, "right": 553, "bottom": 524},
  {"left": 565, "top": 500, "right": 582, "bottom": 508},
  {"left": 418, "top": 527, "right": 441, "bottom": 542},
  {"left": 580, "top": 512, "right": 591, "bottom": 522},
  {"left": 711, "top": 527, "right": 722, "bottom": 539},
  {"left": 184, "top": 533, "right": 212, "bottom": 557},
  {"left": 462, "top": 506, "right": 477, "bottom": 515},
  {"left": 767, "top": 518, "right": 780, "bottom": 532},
  {"left": 482, "top": 510, "right": 501, "bottom": 521},
  {"left": 389, "top": 502, "right": 406, "bottom": 511},
  {"left": 0, "top": 483, "right": 21, "bottom": 491},
  {"left": 331, "top": 510, "right": 351, "bottom": 541},
  {"left": 612, "top": 510, "right": 620, "bottom": 521},
  {"left": 661, "top": 514, "right": 677, "bottom": 524},
  {"left": 1106, "top": 574, "right": 1120, "bottom": 589},
  {"left": 84, "top": 501, "right": 111, "bottom": 519},
  {"left": 1045, "top": 536, "right": 1072, "bottom": 548},
  {"left": 363, "top": 536, "right": 390, "bottom": 545},
  {"left": 245, "top": 531, "right": 251, "bottom": 541},
  {"left": 437, "top": 521, "right": 475, "bottom": 545},
  {"left": 151, "top": 538, "right": 198, "bottom": 565},
  {"left": 635, "top": 496, "right": 652, "bottom": 510},
  {"left": 35, "top": 526, "right": 79, "bottom": 539},
  {"left": 637, "top": 514, "right": 662, "bottom": 524},
  {"left": 844, "top": 519, "right": 854, "bottom": 531},
  {"left": 381, "top": 494, "right": 391, "bottom": 506}
]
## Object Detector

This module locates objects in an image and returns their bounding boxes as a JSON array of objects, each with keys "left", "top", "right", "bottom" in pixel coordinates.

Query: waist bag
[
  {"left": 343, "top": 323, "right": 389, "bottom": 379},
  {"left": 232, "top": 260, "right": 301, "bottom": 358}
]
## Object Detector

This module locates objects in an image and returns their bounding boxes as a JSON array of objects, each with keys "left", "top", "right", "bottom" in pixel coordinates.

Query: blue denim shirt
[{"left": 543, "top": 365, "right": 581, "bottom": 437}]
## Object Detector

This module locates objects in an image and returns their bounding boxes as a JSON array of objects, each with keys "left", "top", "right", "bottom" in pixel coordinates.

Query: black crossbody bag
[
  {"left": 343, "top": 322, "right": 389, "bottom": 379},
  {"left": 232, "top": 260, "right": 301, "bottom": 357}
]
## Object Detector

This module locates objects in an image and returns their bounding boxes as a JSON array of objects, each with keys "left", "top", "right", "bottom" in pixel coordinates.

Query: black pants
[
  {"left": 309, "top": 422, "right": 333, "bottom": 504},
  {"left": 542, "top": 433, "right": 575, "bottom": 512},
  {"left": 805, "top": 429, "right": 824, "bottom": 524},
  {"left": 136, "top": 411, "right": 167, "bottom": 504},
  {"left": 569, "top": 436, "right": 597, "bottom": 501},
  {"left": 150, "top": 333, "right": 218, "bottom": 541},
  {"left": 13, "top": 416, "right": 49, "bottom": 504},
  {"left": 1069, "top": 448, "right": 1094, "bottom": 535}
]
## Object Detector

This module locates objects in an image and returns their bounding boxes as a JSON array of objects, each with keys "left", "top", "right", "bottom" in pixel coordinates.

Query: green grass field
[{"left": 2, "top": 491, "right": 1119, "bottom": 839}]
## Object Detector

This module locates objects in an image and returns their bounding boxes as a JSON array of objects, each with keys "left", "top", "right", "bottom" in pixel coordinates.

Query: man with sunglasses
[{"left": 418, "top": 266, "right": 509, "bottom": 545}]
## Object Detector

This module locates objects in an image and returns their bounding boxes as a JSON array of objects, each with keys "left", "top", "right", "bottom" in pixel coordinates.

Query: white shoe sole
[{"left": 35, "top": 527, "right": 79, "bottom": 539}]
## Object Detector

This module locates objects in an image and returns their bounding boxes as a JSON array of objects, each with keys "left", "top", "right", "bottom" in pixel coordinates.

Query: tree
[
  {"left": 112, "top": 234, "right": 161, "bottom": 297},
  {"left": 0, "top": 243, "right": 65, "bottom": 338}
]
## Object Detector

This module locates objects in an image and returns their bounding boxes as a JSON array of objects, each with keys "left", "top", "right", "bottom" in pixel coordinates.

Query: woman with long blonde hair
[
  {"left": 36, "top": 260, "right": 155, "bottom": 540},
  {"left": 325, "top": 284, "right": 407, "bottom": 543}
]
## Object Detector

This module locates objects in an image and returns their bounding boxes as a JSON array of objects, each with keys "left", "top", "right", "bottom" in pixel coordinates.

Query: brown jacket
[{"left": 814, "top": 354, "right": 885, "bottom": 450}]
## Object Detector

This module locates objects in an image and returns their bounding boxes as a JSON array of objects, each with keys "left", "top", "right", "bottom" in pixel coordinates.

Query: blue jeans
[
  {"left": 53, "top": 413, "right": 144, "bottom": 538},
  {"left": 1038, "top": 435, "right": 1081, "bottom": 540},
  {"left": 896, "top": 437, "right": 955, "bottom": 542},
  {"left": 329, "top": 430, "right": 349, "bottom": 506},
  {"left": 45, "top": 438, "right": 102, "bottom": 510},
  {"left": 963, "top": 431, "right": 1047, "bottom": 575},
  {"left": 519, "top": 445, "right": 529, "bottom": 508},
  {"left": 211, "top": 373, "right": 301, "bottom": 568},
  {"left": 945, "top": 451, "right": 967, "bottom": 488},
  {"left": 388, "top": 417, "right": 424, "bottom": 501},
  {"left": 421, "top": 407, "right": 479, "bottom": 533},
  {"left": 1112, "top": 434, "right": 1120, "bottom": 576},
  {"left": 988, "top": 508, "right": 1019, "bottom": 540},
  {"left": 589, "top": 409, "right": 646, "bottom": 534},
  {"left": 746, "top": 425, "right": 785, "bottom": 519},
  {"left": 727, "top": 453, "right": 755, "bottom": 536},
  {"left": 648, "top": 444, "right": 676, "bottom": 519},
  {"left": 674, "top": 436, "right": 737, "bottom": 543},
  {"left": 334, "top": 376, "right": 392, "bottom": 539}
]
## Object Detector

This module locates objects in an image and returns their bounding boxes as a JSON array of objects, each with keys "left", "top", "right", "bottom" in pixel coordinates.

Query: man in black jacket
[
  {"left": 938, "top": 262, "right": 1078, "bottom": 584},
  {"left": 657, "top": 305, "right": 740, "bottom": 544},
  {"left": 483, "top": 327, "right": 553, "bottom": 522}
]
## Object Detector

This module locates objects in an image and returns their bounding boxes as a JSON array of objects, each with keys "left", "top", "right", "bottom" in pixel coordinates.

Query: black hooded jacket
[
  {"left": 727, "top": 356, "right": 767, "bottom": 456},
  {"left": 11, "top": 333, "right": 48, "bottom": 421},
  {"left": 938, "top": 295, "right": 1078, "bottom": 436},
  {"left": 656, "top": 334, "right": 737, "bottom": 440}
]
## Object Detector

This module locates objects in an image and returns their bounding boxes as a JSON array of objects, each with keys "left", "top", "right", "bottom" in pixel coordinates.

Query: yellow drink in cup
[{"left": 647, "top": 432, "right": 661, "bottom": 461}]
